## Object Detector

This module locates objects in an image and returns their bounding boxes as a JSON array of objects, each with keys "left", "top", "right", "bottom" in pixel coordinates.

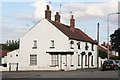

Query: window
[
  {"left": 33, "top": 40, "right": 37, "bottom": 49},
  {"left": 91, "top": 56, "right": 94, "bottom": 66},
  {"left": 51, "top": 54, "right": 58, "bottom": 66},
  {"left": 50, "top": 40, "right": 55, "bottom": 48},
  {"left": 85, "top": 55, "right": 87, "bottom": 66},
  {"left": 70, "top": 54, "right": 74, "bottom": 66},
  {"left": 16, "top": 54, "right": 18, "bottom": 57},
  {"left": 30, "top": 55, "right": 37, "bottom": 66},
  {"left": 77, "top": 42, "right": 80, "bottom": 49},
  {"left": 70, "top": 41, "right": 74, "bottom": 49},
  {"left": 78, "top": 55, "right": 80, "bottom": 66},
  {"left": 92, "top": 44, "right": 94, "bottom": 51},
  {"left": 66, "top": 55, "right": 67, "bottom": 66},
  {"left": 2, "top": 64, "right": 7, "bottom": 67},
  {"left": 85, "top": 43, "right": 89, "bottom": 50}
]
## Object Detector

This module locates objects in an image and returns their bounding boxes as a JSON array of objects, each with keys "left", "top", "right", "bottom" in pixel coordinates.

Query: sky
[{"left": 0, "top": 0, "right": 119, "bottom": 44}]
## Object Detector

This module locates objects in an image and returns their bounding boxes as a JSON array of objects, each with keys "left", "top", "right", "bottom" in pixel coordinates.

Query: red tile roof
[
  {"left": 109, "top": 55, "right": 117, "bottom": 57},
  {"left": 101, "top": 43, "right": 112, "bottom": 51},
  {"left": 99, "top": 45, "right": 113, "bottom": 55},
  {"left": 50, "top": 21, "right": 97, "bottom": 44},
  {"left": 0, "top": 50, "right": 10, "bottom": 56}
]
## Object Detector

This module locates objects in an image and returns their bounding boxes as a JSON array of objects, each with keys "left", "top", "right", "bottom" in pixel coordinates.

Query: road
[{"left": 1, "top": 70, "right": 119, "bottom": 79}]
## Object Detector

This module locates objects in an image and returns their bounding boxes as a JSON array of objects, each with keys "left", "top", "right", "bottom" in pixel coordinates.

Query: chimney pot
[
  {"left": 55, "top": 12, "right": 60, "bottom": 23},
  {"left": 46, "top": 5, "right": 50, "bottom": 10},
  {"left": 71, "top": 15, "right": 74, "bottom": 19},
  {"left": 103, "top": 42, "right": 105, "bottom": 45},
  {"left": 56, "top": 12, "right": 59, "bottom": 15}
]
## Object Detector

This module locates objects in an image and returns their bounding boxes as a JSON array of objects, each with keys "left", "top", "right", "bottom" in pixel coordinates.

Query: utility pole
[
  {"left": 59, "top": 4, "right": 62, "bottom": 14},
  {"left": 118, "top": 1, "right": 120, "bottom": 28},
  {"left": 97, "top": 23, "right": 99, "bottom": 68}
]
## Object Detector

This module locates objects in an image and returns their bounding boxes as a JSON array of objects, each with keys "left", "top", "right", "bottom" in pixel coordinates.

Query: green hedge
[{"left": 110, "top": 57, "right": 120, "bottom": 60}]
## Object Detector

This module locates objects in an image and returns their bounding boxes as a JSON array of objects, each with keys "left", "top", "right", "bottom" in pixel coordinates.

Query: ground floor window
[
  {"left": 30, "top": 55, "right": 37, "bottom": 66},
  {"left": 91, "top": 56, "right": 94, "bottom": 66},
  {"left": 70, "top": 54, "right": 74, "bottom": 66},
  {"left": 85, "top": 55, "right": 87, "bottom": 66},
  {"left": 78, "top": 55, "right": 80, "bottom": 66},
  {"left": 66, "top": 55, "right": 67, "bottom": 66},
  {"left": 51, "top": 54, "right": 59, "bottom": 66}
]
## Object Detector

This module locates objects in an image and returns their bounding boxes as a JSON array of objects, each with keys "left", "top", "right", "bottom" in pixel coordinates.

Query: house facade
[
  {"left": 99, "top": 42, "right": 118, "bottom": 57},
  {"left": 0, "top": 50, "right": 10, "bottom": 66},
  {"left": 5, "top": 5, "right": 98, "bottom": 71}
]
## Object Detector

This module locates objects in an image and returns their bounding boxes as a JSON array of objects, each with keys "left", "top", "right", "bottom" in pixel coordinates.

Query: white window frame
[
  {"left": 33, "top": 40, "right": 37, "bottom": 49},
  {"left": 30, "top": 55, "right": 37, "bottom": 66},
  {"left": 50, "top": 40, "right": 55, "bottom": 48},
  {"left": 77, "top": 42, "right": 80, "bottom": 49},
  {"left": 70, "top": 54, "right": 74, "bottom": 66},
  {"left": 78, "top": 54, "right": 80, "bottom": 66},
  {"left": 51, "top": 54, "right": 59, "bottom": 66},
  {"left": 70, "top": 41, "right": 74, "bottom": 49}
]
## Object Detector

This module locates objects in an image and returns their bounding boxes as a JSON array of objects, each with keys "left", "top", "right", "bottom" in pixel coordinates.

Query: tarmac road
[{"left": 1, "top": 70, "right": 119, "bottom": 78}]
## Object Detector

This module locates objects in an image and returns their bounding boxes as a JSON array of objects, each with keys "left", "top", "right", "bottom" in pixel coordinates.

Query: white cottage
[{"left": 6, "top": 5, "right": 98, "bottom": 71}]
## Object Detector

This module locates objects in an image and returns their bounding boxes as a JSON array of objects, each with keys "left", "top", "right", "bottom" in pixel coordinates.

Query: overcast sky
[{"left": 0, "top": 0, "right": 119, "bottom": 44}]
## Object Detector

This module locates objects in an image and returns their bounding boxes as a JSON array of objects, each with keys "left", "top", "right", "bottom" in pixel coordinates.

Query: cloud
[
  {"left": 59, "top": 1, "right": 118, "bottom": 24},
  {"left": 1, "top": 25, "right": 30, "bottom": 43},
  {"left": 31, "top": 0, "right": 47, "bottom": 20},
  {"left": 1, "top": 1, "right": 118, "bottom": 43}
]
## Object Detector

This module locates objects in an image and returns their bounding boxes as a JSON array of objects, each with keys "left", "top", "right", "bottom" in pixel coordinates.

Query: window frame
[
  {"left": 50, "top": 54, "right": 59, "bottom": 67},
  {"left": 78, "top": 54, "right": 80, "bottom": 66},
  {"left": 77, "top": 42, "right": 80, "bottom": 49},
  {"left": 70, "top": 54, "right": 74, "bottom": 67},
  {"left": 85, "top": 55, "right": 88, "bottom": 66},
  {"left": 91, "top": 56, "right": 94, "bottom": 66},
  {"left": 70, "top": 41, "right": 74, "bottom": 49},
  {"left": 32, "top": 40, "right": 37, "bottom": 49},
  {"left": 30, "top": 55, "right": 37, "bottom": 66},
  {"left": 85, "top": 43, "right": 89, "bottom": 50},
  {"left": 50, "top": 40, "right": 55, "bottom": 48},
  {"left": 92, "top": 44, "right": 94, "bottom": 51}
]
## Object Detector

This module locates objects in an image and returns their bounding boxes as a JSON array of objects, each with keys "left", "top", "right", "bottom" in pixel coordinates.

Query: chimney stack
[
  {"left": 55, "top": 12, "right": 60, "bottom": 23},
  {"left": 45, "top": 5, "right": 51, "bottom": 21},
  {"left": 103, "top": 42, "right": 105, "bottom": 46},
  {"left": 70, "top": 15, "right": 75, "bottom": 30}
]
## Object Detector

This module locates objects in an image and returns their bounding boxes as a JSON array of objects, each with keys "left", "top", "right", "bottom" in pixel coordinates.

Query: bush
[
  {"left": 99, "top": 50, "right": 108, "bottom": 59},
  {"left": 110, "top": 57, "right": 120, "bottom": 60}
]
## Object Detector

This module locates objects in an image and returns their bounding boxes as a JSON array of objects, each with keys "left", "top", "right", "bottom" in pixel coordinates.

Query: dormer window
[
  {"left": 33, "top": 40, "right": 37, "bottom": 49},
  {"left": 50, "top": 40, "right": 55, "bottom": 48},
  {"left": 85, "top": 43, "right": 89, "bottom": 50},
  {"left": 70, "top": 41, "right": 74, "bottom": 49},
  {"left": 77, "top": 42, "right": 80, "bottom": 49}
]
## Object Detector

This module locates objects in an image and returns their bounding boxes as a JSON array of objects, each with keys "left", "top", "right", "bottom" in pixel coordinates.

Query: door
[
  {"left": 61, "top": 55, "right": 67, "bottom": 70},
  {"left": 9, "top": 63, "right": 18, "bottom": 71}
]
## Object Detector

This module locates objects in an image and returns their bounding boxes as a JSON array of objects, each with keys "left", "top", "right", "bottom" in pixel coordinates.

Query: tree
[
  {"left": 99, "top": 50, "right": 108, "bottom": 59},
  {"left": 110, "top": 28, "right": 120, "bottom": 57},
  {"left": 2, "top": 40, "right": 19, "bottom": 51}
]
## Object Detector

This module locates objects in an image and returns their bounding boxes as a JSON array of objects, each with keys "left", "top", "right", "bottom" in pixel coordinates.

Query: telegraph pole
[
  {"left": 118, "top": 1, "right": 120, "bottom": 28},
  {"left": 97, "top": 23, "right": 100, "bottom": 68},
  {"left": 59, "top": 4, "right": 62, "bottom": 14}
]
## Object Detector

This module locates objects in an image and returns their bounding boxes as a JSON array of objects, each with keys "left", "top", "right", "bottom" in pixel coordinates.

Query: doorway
[{"left": 60, "top": 54, "right": 67, "bottom": 70}]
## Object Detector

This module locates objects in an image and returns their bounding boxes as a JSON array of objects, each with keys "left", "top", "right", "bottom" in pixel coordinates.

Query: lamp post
[{"left": 107, "top": 12, "right": 120, "bottom": 60}]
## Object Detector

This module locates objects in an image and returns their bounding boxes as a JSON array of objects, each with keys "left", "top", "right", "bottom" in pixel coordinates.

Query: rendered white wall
[{"left": 19, "top": 19, "right": 69, "bottom": 70}]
